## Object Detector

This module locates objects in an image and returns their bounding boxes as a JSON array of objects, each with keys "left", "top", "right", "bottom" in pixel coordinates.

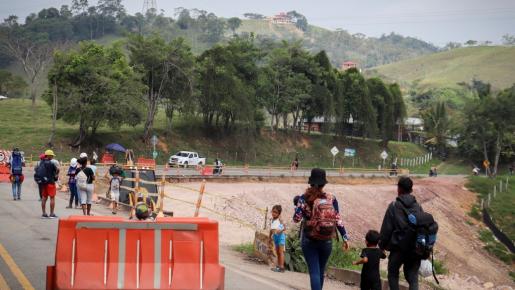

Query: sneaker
[
  {"left": 75, "top": 206, "right": 81, "bottom": 209},
  {"left": 66, "top": 206, "right": 72, "bottom": 209},
  {"left": 271, "top": 267, "right": 285, "bottom": 273},
  {"left": 41, "top": 213, "right": 49, "bottom": 219},
  {"left": 112, "top": 211, "right": 117, "bottom": 215},
  {"left": 49, "top": 214, "right": 58, "bottom": 219}
]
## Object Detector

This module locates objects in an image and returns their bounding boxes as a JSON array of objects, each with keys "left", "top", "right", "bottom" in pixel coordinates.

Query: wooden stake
[
  {"left": 263, "top": 206, "right": 269, "bottom": 230},
  {"left": 194, "top": 180, "right": 206, "bottom": 217}
]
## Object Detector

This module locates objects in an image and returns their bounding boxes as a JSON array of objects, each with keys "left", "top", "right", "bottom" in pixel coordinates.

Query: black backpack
[
  {"left": 397, "top": 201, "right": 440, "bottom": 283},
  {"left": 34, "top": 160, "right": 55, "bottom": 184}
]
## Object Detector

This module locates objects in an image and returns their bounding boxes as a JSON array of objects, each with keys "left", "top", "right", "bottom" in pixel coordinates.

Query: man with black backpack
[
  {"left": 379, "top": 177, "right": 438, "bottom": 290},
  {"left": 35, "top": 150, "right": 60, "bottom": 219},
  {"left": 8, "top": 148, "right": 25, "bottom": 200}
]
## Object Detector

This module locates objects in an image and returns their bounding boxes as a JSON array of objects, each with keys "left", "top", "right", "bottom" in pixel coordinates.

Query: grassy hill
[
  {"left": 0, "top": 98, "right": 427, "bottom": 168},
  {"left": 237, "top": 20, "right": 438, "bottom": 68},
  {"left": 367, "top": 46, "right": 515, "bottom": 91}
]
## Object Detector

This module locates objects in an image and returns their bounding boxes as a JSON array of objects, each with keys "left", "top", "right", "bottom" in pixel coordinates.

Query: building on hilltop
[
  {"left": 340, "top": 61, "right": 358, "bottom": 71},
  {"left": 268, "top": 12, "right": 294, "bottom": 25}
]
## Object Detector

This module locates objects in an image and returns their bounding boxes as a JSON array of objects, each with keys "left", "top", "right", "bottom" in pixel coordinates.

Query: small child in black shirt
[{"left": 353, "top": 230, "right": 386, "bottom": 290}]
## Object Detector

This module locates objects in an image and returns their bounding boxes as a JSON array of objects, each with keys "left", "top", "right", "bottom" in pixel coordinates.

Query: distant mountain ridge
[{"left": 237, "top": 19, "right": 439, "bottom": 68}]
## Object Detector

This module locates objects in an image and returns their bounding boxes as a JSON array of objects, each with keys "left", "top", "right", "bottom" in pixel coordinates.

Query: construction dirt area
[{"left": 160, "top": 176, "right": 514, "bottom": 290}]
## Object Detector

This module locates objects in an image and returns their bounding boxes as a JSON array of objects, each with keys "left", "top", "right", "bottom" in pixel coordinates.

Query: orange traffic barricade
[
  {"left": 136, "top": 158, "right": 156, "bottom": 170},
  {"left": 0, "top": 164, "right": 10, "bottom": 183},
  {"left": 201, "top": 166, "right": 213, "bottom": 176},
  {"left": 101, "top": 153, "right": 115, "bottom": 164},
  {"left": 47, "top": 216, "right": 225, "bottom": 290}
]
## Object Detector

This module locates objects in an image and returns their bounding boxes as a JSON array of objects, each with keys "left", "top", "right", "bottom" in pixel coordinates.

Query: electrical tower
[{"left": 142, "top": 0, "right": 157, "bottom": 13}]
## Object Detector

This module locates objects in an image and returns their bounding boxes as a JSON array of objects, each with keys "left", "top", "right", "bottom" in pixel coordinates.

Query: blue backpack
[{"left": 10, "top": 152, "right": 23, "bottom": 175}]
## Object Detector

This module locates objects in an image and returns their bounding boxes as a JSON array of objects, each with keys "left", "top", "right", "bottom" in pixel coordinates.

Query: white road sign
[
  {"left": 380, "top": 150, "right": 388, "bottom": 160},
  {"left": 331, "top": 146, "right": 339, "bottom": 156}
]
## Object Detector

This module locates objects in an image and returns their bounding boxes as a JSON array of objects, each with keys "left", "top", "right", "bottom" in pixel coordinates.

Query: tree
[
  {"left": 423, "top": 101, "right": 450, "bottom": 155},
  {"left": 227, "top": 17, "right": 242, "bottom": 35},
  {"left": 367, "top": 77, "right": 394, "bottom": 147},
  {"left": 0, "top": 18, "right": 63, "bottom": 108},
  {"left": 161, "top": 37, "right": 195, "bottom": 130},
  {"left": 0, "top": 70, "right": 27, "bottom": 97},
  {"left": 128, "top": 34, "right": 171, "bottom": 141},
  {"left": 197, "top": 38, "right": 260, "bottom": 130},
  {"left": 502, "top": 34, "right": 515, "bottom": 45},
  {"left": 44, "top": 41, "right": 144, "bottom": 146},
  {"left": 465, "top": 40, "right": 477, "bottom": 46}
]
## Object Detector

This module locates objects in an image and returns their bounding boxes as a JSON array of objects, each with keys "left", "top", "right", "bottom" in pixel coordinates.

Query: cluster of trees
[
  {"left": 44, "top": 34, "right": 406, "bottom": 148},
  {"left": 0, "top": 70, "right": 27, "bottom": 97},
  {"left": 457, "top": 81, "right": 515, "bottom": 175}
]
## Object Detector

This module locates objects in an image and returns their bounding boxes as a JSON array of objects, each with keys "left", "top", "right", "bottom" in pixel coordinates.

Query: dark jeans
[
  {"left": 68, "top": 183, "right": 79, "bottom": 206},
  {"left": 387, "top": 251, "right": 421, "bottom": 290},
  {"left": 301, "top": 237, "right": 332, "bottom": 290}
]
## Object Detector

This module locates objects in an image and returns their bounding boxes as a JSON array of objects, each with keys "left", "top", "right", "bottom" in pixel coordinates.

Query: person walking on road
[
  {"left": 37, "top": 150, "right": 59, "bottom": 219},
  {"left": 293, "top": 168, "right": 350, "bottom": 290},
  {"left": 66, "top": 158, "right": 80, "bottom": 209},
  {"left": 8, "top": 148, "right": 25, "bottom": 200},
  {"left": 379, "top": 177, "right": 422, "bottom": 290},
  {"left": 76, "top": 156, "right": 95, "bottom": 216},
  {"left": 34, "top": 154, "right": 46, "bottom": 201}
]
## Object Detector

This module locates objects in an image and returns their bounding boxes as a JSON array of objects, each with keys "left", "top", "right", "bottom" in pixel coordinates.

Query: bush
[
  {"left": 432, "top": 259, "right": 448, "bottom": 275},
  {"left": 468, "top": 205, "right": 481, "bottom": 220},
  {"left": 233, "top": 242, "right": 254, "bottom": 256}
]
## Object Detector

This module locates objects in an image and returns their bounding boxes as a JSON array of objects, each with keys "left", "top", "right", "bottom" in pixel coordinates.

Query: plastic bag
[{"left": 419, "top": 259, "right": 433, "bottom": 277}]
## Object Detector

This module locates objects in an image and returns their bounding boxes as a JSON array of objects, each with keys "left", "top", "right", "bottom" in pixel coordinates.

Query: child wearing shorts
[
  {"left": 109, "top": 172, "right": 122, "bottom": 214},
  {"left": 270, "top": 204, "right": 286, "bottom": 273}
]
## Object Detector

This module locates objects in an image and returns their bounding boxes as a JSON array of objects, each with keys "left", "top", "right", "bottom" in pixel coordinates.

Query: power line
[{"left": 142, "top": 0, "right": 157, "bottom": 14}]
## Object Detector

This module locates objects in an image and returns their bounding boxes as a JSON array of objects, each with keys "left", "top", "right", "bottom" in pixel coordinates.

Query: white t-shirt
[{"left": 271, "top": 219, "right": 284, "bottom": 231}]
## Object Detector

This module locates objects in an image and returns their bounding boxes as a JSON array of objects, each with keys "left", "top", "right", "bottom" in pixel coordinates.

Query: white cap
[
  {"left": 79, "top": 152, "right": 88, "bottom": 159},
  {"left": 70, "top": 158, "right": 78, "bottom": 167}
]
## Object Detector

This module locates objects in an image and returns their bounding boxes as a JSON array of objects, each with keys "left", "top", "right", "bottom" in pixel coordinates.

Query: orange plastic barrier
[
  {"left": 201, "top": 166, "right": 213, "bottom": 176},
  {"left": 47, "top": 216, "right": 225, "bottom": 290},
  {"left": 0, "top": 165, "right": 10, "bottom": 183},
  {"left": 101, "top": 153, "right": 115, "bottom": 164},
  {"left": 136, "top": 158, "right": 156, "bottom": 169}
]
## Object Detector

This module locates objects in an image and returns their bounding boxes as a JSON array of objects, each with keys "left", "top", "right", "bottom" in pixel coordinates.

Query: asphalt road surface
[{"left": 0, "top": 181, "right": 285, "bottom": 290}]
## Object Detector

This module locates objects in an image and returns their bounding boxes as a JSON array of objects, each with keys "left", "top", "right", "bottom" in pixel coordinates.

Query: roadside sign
[
  {"left": 152, "top": 151, "right": 158, "bottom": 159},
  {"left": 331, "top": 146, "right": 339, "bottom": 156},
  {"left": 483, "top": 160, "right": 490, "bottom": 168},
  {"left": 151, "top": 135, "right": 158, "bottom": 146},
  {"left": 344, "top": 148, "right": 356, "bottom": 157},
  {"left": 380, "top": 151, "right": 388, "bottom": 160}
]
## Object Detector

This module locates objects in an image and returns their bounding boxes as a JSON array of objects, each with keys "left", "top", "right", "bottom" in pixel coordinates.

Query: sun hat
[
  {"left": 44, "top": 149, "right": 55, "bottom": 156},
  {"left": 70, "top": 158, "right": 78, "bottom": 167},
  {"left": 308, "top": 168, "right": 328, "bottom": 186},
  {"left": 79, "top": 152, "right": 88, "bottom": 159}
]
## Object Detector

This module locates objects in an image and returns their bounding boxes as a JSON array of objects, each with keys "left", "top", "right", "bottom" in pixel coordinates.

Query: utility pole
[{"left": 142, "top": 0, "right": 157, "bottom": 13}]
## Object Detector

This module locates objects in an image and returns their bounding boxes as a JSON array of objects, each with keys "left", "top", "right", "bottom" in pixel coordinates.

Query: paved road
[{"left": 0, "top": 181, "right": 283, "bottom": 290}]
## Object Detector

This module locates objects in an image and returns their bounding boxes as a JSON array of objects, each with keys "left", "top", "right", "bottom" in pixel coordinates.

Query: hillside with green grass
[
  {"left": 0, "top": 98, "right": 427, "bottom": 168},
  {"left": 238, "top": 20, "right": 438, "bottom": 68},
  {"left": 367, "top": 46, "right": 515, "bottom": 91}
]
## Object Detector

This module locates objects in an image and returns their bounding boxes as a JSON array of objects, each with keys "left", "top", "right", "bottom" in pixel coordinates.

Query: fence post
[
  {"left": 194, "top": 180, "right": 207, "bottom": 217},
  {"left": 487, "top": 193, "right": 491, "bottom": 207},
  {"left": 506, "top": 177, "right": 509, "bottom": 191},
  {"left": 499, "top": 180, "right": 503, "bottom": 193},
  {"left": 480, "top": 199, "right": 484, "bottom": 210},
  {"left": 263, "top": 206, "right": 268, "bottom": 230},
  {"left": 493, "top": 185, "right": 497, "bottom": 198}
]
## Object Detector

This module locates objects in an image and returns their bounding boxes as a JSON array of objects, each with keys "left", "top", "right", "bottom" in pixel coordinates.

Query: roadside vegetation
[{"left": 466, "top": 176, "right": 515, "bottom": 265}]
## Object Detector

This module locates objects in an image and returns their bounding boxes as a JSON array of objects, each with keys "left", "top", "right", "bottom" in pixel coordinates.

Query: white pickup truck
[{"left": 168, "top": 151, "right": 206, "bottom": 167}]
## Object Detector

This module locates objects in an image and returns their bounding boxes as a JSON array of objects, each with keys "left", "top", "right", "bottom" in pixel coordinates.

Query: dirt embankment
[{"left": 137, "top": 176, "right": 514, "bottom": 288}]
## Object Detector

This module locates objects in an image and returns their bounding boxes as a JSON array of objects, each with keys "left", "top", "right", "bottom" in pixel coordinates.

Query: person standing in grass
[
  {"left": 270, "top": 204, "right": 286, "bottom": 273},
  {"left": 353, "top": 230, "right": 386, "bottom": 290}
]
